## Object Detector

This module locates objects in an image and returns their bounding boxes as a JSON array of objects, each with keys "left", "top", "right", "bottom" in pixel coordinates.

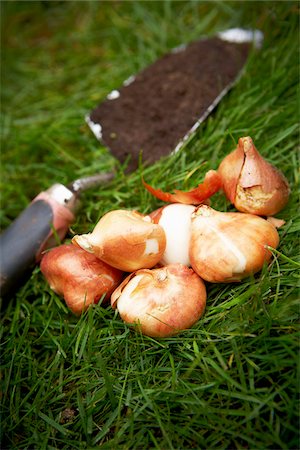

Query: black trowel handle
[{"left": 0, "top": 184, "right": 76, "bottom": 301}]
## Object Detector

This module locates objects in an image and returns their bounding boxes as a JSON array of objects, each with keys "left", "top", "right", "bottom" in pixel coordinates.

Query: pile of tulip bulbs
[{"left": 41, "top": 137, "right": 290, "bottom": 338}]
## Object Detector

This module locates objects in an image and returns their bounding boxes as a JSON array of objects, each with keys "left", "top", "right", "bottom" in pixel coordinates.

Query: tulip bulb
[
  {"left": 218, "top": 136, "right": 290, "bottom": 216},
  {"left": 72, "top": 209, "right": 166, "bottom": 272},
  {"left": 189, "top": 205, "right": 279, "bottom": 283},
  {"left": 111, "top": 264, "right": 206, "bottom": 338},
  {"left": 40, "top": 244, "right": 123, "bottom": 315},
  {"left": 150, "top": 203, "right": 196, "bottom": 266}
]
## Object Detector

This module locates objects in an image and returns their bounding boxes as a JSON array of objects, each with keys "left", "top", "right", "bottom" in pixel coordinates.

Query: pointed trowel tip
[{"left": 217, "top": 28, "right": 264, "bottom": 49}]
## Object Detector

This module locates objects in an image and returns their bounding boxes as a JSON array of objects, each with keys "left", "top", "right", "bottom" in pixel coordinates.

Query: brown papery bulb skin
[
  {"left": 111, "top": 264, "right": 206, "bottom": 338},
  {"left": 189, "top": 205, "right": 279, "bottom": 283},
  {"left": 72, "top": 209, "right": 166, "bottom": 272},
  {"left": 218, "top": 136, "right": 290, "bottom": 216},
  {"left": 40, "top": 244, "right": 123, "bottom": 315}
]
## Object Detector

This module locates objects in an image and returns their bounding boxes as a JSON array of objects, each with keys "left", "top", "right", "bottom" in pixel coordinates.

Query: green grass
[{"left": 1, "top": 1, "right": 299, "bottom": 449}]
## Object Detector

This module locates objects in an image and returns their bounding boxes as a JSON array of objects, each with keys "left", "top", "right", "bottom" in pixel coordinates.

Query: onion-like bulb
[
  {"left": 218, "top": 136, "right": 290, "bottom": 216},
  {"left": 150, "top": 203, "right": 196, "bottom": 266},
  {"left": 189, "top": 205, "right": 279, "bottom": 283},
  {"left": 40, "top": 244, "right": 123, "bottom": 315},
  {"left": 72, "top": 209, "right": 166, "bottom": 272},
  {"left": 111, "top": 264, "right": 206, "bottom": 338}
]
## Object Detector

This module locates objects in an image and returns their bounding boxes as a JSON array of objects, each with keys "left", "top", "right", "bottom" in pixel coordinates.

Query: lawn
[{"left": 1, "top": 1, "right": 299, "bottom": 449}]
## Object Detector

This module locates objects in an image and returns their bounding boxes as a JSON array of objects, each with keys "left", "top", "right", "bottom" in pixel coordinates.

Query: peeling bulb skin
[
  {"left": 40, "top": 244, "right": 123, "bottom": 315},
  {"left": 72, "top": 209, "right": 166, "bottom": 272},
  {"left": 218, "top": 142, "right": 245, "bottom": 204},
  {"left": 111, "top": 264, "right": 207, "bottom": 338},
  {"left": 189, "top": 205, "right": 279, "bottom": 283},
  {"left": 143, "top": 170, "right": 222, "bottom": 205},
  {"left": 218, "top": 137, "right": 290, "bottom": 216}
]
